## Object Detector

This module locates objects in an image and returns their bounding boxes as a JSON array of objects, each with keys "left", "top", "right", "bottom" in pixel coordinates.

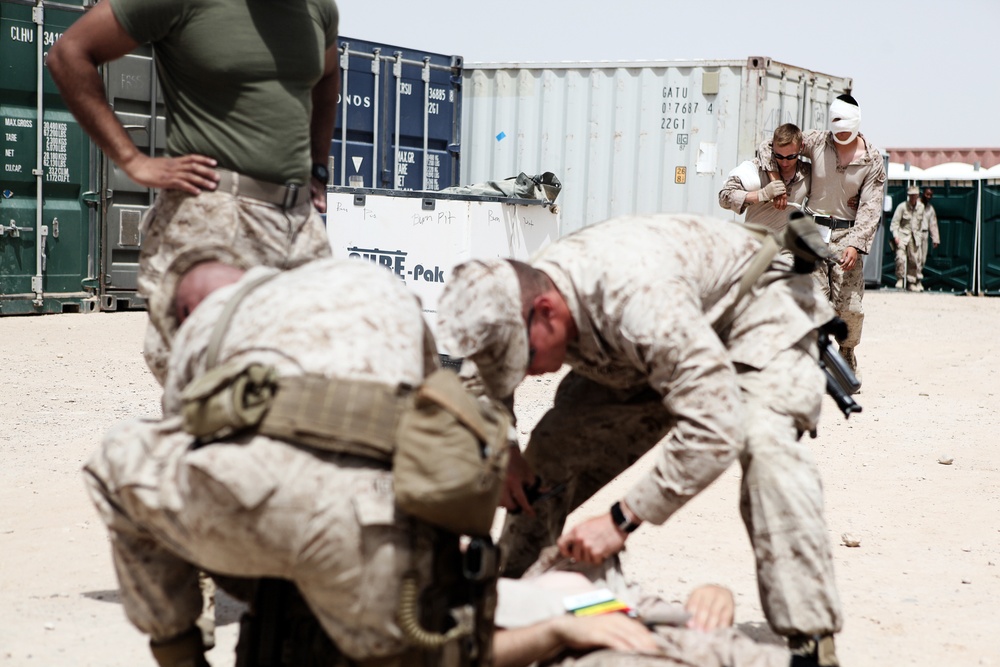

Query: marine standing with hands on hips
[{"left": 47, "top": 0, "right": 340, "bottom": 385}]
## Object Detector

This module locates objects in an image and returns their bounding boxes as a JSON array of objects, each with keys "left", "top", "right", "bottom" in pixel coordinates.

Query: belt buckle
[{"left": 282, "top": 183, "right": 300, "bottom": 209}]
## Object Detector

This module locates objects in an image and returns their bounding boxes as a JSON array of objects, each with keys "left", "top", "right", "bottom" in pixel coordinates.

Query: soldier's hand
[
  {"left": 501, "top": 446, "right": 536, "bottom": 515},
  {"left": 840, "top": 246, "right": 859, "bottom": 272},
  {"left": 552, "top": 613, "right": 659, "bottom": 653},
  {"left": 557, "top": 513, "right": 626, "bottom": 564},
  {"left": 121, "top": 153, "right": 219, "bottom": 194},
  {"left": 757, "top": 180, "right": 786, "bottom": 202},
  {"left": 684, "top": 584, "right": 735, "bottom": 631},
  {"left": 311, "top": 177, "right": 327, "bottom": 213},
  {"left": 772, "top": 193, "right": 789, "bottom": 210}
]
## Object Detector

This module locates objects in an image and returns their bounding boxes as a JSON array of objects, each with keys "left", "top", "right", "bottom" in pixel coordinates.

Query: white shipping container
[
  {"left": 326, "top": 188, "right": 560, "bottom": 354},
  {"left": 461, "top": 57, "right": 852, "bottom": 234}
]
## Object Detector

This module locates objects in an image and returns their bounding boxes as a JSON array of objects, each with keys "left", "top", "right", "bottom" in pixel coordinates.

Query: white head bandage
[{"left": 829, "top": 98, "right": 861, "bottom": 145}]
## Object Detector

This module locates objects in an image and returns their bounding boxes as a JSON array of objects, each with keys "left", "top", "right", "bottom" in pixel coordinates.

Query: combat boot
[
  {"left": 895, "top": 279, "right": 904, "bottom": 289},
  {"left": 789, "top": 634, "right": 839, "bottom": 667},
  {"left": 149, "top": 627, "right": 210, "bottom": 667}
]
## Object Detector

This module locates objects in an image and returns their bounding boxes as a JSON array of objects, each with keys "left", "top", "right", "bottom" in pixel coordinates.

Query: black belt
[
  {"left": 215, "top": 168, "right": 306, "bottom": 210},
  {"left": 814, "top": 216, "right": 855, "bottom": 230}
]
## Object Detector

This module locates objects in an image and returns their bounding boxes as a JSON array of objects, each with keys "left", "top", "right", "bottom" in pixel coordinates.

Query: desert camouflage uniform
[
  {"left": 718, "top": 156, "right": 810, "bottom": 236},
  {"left": 760, "top": 130, "right": 886, "bottom": 370},
  {"left": 890, "top": 199, "right": 925, "bottom": 288},
  {"left": 85, "top": 259, "right": 440, "bottom": 661},
  {"left": 443, "top": 215, "right": 842, "bottom": 637},
  {"left": 138, "top": 186, "right": 331, "bottom": 385},
  {"left": 918, "top": 202, "right": 940, "bottom": 282}
]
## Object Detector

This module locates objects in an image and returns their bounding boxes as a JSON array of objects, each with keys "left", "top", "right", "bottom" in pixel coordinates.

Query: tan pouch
[
  {"left": 181, "top": 360, "right": 278, "bottom": 441},
  {"left": 394, "top": 368, "right": 510, "bottom": 537}
]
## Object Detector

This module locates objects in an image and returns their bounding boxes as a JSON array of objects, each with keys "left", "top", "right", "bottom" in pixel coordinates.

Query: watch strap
[
  {"left": 311, "top": 162, "right": 329, "bottom": 185},
  {"left": 610, "top": 501, "right": 639, "bottom": 534}
]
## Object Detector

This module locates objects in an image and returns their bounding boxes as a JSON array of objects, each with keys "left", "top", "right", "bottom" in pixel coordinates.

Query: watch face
[{"left": 312, "top": 163, "right": 330, "bottom": 183}]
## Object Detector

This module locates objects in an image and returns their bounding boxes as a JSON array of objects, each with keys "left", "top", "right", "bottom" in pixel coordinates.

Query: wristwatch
[
  {"left": 610, "top": 501, "right": 640, "bottom": 534},
  {"left": 311, "top": 162, "right": 330, "bottom": 185}
]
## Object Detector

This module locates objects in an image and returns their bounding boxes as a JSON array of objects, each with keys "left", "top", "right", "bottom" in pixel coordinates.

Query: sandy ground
[{"left": 1, "top": 288, "right": 998, "bottom": 666}]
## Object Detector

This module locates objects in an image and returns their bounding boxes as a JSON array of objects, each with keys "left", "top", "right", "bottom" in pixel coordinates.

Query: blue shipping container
[{"left": 333, "top": 37, "right": 462, "bottom": 191}]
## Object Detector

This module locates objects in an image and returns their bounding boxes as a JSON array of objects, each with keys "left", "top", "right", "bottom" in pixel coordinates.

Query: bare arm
[
  {"left": 47, "top": 0, "right": 218, "bottom": 193},
  {"left": 309, "top": 44, "right": 340, "bottom": 212}
]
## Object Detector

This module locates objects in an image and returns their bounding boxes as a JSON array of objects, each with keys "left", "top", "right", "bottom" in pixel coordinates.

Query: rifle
[{"left": 818, "top": 320, "right": 862, "bottom": 418}]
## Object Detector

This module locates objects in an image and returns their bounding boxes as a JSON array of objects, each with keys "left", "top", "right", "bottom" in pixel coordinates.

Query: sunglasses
[{"left": 773, "top": 150, "right": 799, "bottom": 161}]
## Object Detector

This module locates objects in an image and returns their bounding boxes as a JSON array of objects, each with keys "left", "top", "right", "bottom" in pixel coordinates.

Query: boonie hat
[{"left": 436, "top": 259, "right": 528, "bottom": 399}]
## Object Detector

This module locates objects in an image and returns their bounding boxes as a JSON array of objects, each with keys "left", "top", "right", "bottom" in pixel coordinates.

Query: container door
[
  {"left": 100, "top": 44, "right": 162, "bottom": 310},
  {"left": 333, "top": 38, "right": 461, "bottom": 191},
  {"left": 0, "top": 0, "right": 97, "bottom": 315},
  {"left": 884, "top": 183, "right": 977, "bottom": 293},
  {"left": 977, "top": 180, "right": 1000, "bottom": 294},
  {"left": 332, "top": 39, "right": 382, "bottom": 188}
]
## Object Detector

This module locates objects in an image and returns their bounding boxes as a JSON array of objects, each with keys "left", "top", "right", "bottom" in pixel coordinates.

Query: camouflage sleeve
[
  {"left": 718, "top": 174, "right": 750, "bottom": 214},
  {"left": 889, "top": 203, "right": 903, "bottom": 237},
  {"left": 843, "top": 152, "right": 886, "bottom": 254},
  {"left": 800, "top": 129, "right": 826, "bottom": 153},
  {"left": 618, "top": 288, "right": 743, "bottom": 525}
]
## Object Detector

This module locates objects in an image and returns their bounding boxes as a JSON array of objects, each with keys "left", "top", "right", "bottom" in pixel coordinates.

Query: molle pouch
[
  {"left": 180, "top": 360, "right": 278, "bottom": 442},
  {"left": 393, "top": 369, "right": 511, "bottom": 537}
]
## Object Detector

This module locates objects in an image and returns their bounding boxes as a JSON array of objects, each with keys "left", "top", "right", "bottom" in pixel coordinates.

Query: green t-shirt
[{"left": 109, "top": 0, "right": 339, "bottom": 185}]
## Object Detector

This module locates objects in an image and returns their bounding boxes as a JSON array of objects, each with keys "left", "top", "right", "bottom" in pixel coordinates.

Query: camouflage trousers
[
  {"left": 137, "top": 188, "right": 331, "bottom": 385},
  {"left": 918, "top": 231, "right": 931, "bottom": 281},
  {"left": 500, "top": 340, "right": 843, "bottom": 637},
  {"left": 894, "top": 228, "right": 919, "bottom": 286},
  {"left": 548, "top": 625, "right": 789, "bottom": 667},
  {"left": 83, "top": 417, "right": 434, "bottom": 660},
  {"left": 811, "top": 228, "right": 864, "bottom": 350}
]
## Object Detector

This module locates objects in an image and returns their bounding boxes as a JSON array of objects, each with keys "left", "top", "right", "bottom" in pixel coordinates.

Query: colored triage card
[{"left": 562, "top": 588, "right": 632, "bottom": 616}]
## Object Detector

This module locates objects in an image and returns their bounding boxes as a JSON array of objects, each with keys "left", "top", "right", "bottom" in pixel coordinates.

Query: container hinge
[
  {"left": 32, "top": 5, "right": 43, "bottom": 25},
  {"left": 51, "top": 217, "right": 59, "bottom": 238},
  {"left": 421, "top": 57, "right": 431, "bottom": 83},
  {"left": 371, "top": 48, "right": 381, "bottom": 74},
  {"left": 392, "top": 52, "right": 402, "bottom": 78},
  {"left": 340, "top": 42, "right": 350, "bottom": 69},
  {"left": 81, "top": 190, "right": 101, "bottom": 208},
  {"left": 447, "top": 143, "right": 460, "bottom": 157}
]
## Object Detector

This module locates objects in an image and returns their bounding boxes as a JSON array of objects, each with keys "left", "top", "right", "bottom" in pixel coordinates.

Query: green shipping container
[
  {"left": 882, "top": 177, "right": 978, "bottom": 294},
  {"left": 0, "top": 0, "right": 98, "bottom": 314},
  {"left": 978, "top": 178, "right": 1000, "bottom": 294}
]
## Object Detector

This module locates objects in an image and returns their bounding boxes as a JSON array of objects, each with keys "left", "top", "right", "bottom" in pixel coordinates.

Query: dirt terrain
[{"left": 1, "top": 289, "right": 997, "bottom": 666}]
